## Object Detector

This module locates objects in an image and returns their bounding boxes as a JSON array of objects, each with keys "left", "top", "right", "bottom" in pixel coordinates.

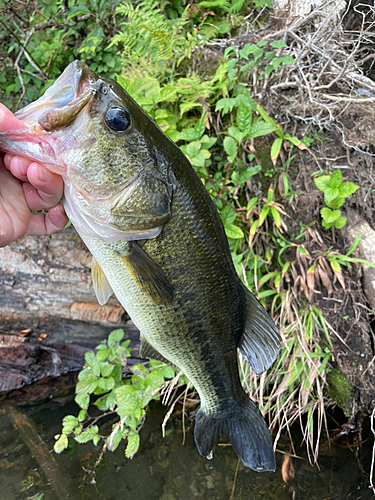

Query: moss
[{"left": 326, "top": 368, "right": 353, "bottom": 417}]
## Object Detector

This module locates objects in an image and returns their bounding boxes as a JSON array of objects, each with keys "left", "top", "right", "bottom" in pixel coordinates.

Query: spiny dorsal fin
[
  {"left": 139, "top": 336, "right": 177, "bottom": 369},
  {"left": 118, "top": 242, "right": 174, "bottom": 306},
  {"left": 239, "top": 286, "right": 281, "bottom": 375},
  {"left": 91, "top": 257, "right": 114, "bottom": 306}
]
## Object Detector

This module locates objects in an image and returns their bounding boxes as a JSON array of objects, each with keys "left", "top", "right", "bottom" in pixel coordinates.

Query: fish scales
[{"left": 0, "top": 60, "right": 281, "bottom": 471}]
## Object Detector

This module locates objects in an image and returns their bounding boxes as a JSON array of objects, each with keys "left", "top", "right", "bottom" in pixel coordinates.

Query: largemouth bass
[{"left": 0, "top": 61, "right": 280, "bottom": 471}]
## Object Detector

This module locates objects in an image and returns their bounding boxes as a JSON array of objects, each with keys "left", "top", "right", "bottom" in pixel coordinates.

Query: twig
[
  {"left": 370, "top": 407, "right": 375, "bottom": 496},
  {"left": 14, "top": 32, "right": 33, "bottom": 107},
  {"left": 229, "top": 459, "right": 240, "bottom": 500},
  {"left": 319, "top": 93, "right": 375, "bottom": 103}
]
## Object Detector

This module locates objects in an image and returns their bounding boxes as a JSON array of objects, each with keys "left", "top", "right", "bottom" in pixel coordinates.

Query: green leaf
[
  {"left": 279, "top": 55, "right": 295, "bottom": 65},
  {"left": 314, "top": 175, "right": 331, "bottom": 192},
  {"left": 62, "top": 415, "right": 79, "bottom": 434},
  {"left": 236, "top": 105, "right": 252, "bottom": 131},
  {"left": 271, "top": 138, "right": 282, "bottom": 163},
  {"left": 97, "top": 376, "right": 116, "bottom": 392},
  {"left": 54, "top": 434, "right": 68, "bottom": 454},
  {"left": 186, "top": 141, "right": 201, "bottom": 158},
  {"left": 321, "top": 208, "right": 341, "bottom": 223},
  {"left": 334, "top": 216, "right": 347, "bottom": 229},
  {"left": 125, "top": 432, "right": 140, "bottom": 459},
  {"left": 76, "top": 374, "right": 99, "bottom": 395},
  {"left": 270, "top": 40, "right": 288, "bottom": 48},
  {"left": 96, "top": 348, "right": 109, "bottom": 362},
  {"left": 178, "top": 115, "right": 206, "bottom": 141},
  {"left": 325, "top": 195, "right": 345, "bottom": 209},
  {"left": 228, "top": 126, "right": 245, "bottom": 143},
  {"left": 330, "top": 259, "right": 341, "bottom": 272},
  {"left": 258, "top": 271, "right": 280, "bottom": 288},
  {"left": 329, "top": 170, "right": 342, "bottom": 188},
  {"left": 256, "top": 105, "right": 279, "bottom": 128},
  {"left": 346, "top": 234, "right": 361, "bottom": 256},
  {"left": 324, "top": 187, "right": 340, "bottom": 203},
  {"left": 75, "top": 393, "right": 90, "bottom": 410},
  {"left": 75, "top": 426, "right": 99, "bottom": 444},
  {"left": 67, "top": 6, "right": 91, "bottom": 20},
  {"left": 259, "top": 206, "right": 270, "bottom": 226},
  {"left": 238, "top": 166, "right": 260, "bottom": 184},
  {"left": 108, "top": 329, "right": 125, "bottom": 347},
  {"left": 221, "top": 205, "right": 237, "bottom": 226},
  {"left": 339, "top": 182, "right": 359, "bottom": 197},
  {"left": 270, "top": 207, "right": 281, "bottom": 227},
  {"left": 239, "top": 43, "right": 258, "bottom": 59},
  {"left": 78, "top": 410, "right": 87, "bottom": 422},
  {"left": 225, "top": 224, "right": 244, "bottom": 239},
  {"left": 322, "top": 220, "right": 333, "bottom": 229},
  {"left": 149, "top": 361, "right": 175, "bottom": 379},
  {"left": 215, "top": 97, "right": 237, "bottom": 114},
  {"left": 147, "top": 370, "right": 164, "bottom": 390},
  {"left": 189, "top": 150, "right": 210, "bottom": 167},
  {"left": 247, "top": 119, "right": 276, "bottom": 138},
  {"left": 84, "top": 351, "right": 101, "bottom": 377},
  {"left": 223, "top": 136, "right": 237, "bottom": 157},
  {"left": 107, "top": 427, "right": 124, "bottom": 452},
  {"left": 101, "top": 362, "right": 115, "bottom": 378}
]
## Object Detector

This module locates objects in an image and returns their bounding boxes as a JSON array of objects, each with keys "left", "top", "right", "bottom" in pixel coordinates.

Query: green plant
[
  {"left": 0, "top": 0, "right": 123, "bottom": 108},
  {"left": 314, "top": 170, "right": 359, "bottom": 230},
  {"left": 54, "top": 329, "right": 176, "bottom": 459}
]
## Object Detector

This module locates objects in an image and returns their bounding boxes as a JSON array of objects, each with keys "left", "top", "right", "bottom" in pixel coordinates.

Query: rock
[{"left": 346, "top": 208, "right": 375, "bottom": 310}]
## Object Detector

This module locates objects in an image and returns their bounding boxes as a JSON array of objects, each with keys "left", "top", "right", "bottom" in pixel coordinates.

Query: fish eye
[{"left": 105, "top": 107, "right": 131, "bottom": 132}]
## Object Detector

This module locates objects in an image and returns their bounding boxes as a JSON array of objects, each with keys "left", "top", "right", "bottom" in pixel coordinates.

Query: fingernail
[{"left": 36, "top": 164, "right": 53, "bottom": 183}]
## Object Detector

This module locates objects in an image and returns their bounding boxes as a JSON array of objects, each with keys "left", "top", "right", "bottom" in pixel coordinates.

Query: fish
[{"left": 0, "top": 61, "right": 281, "bottom": 471}]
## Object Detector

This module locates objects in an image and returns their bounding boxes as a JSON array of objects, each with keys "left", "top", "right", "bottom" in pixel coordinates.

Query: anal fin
[
  {"left": 139, "top": 336, "right": 176, "bottom": 369},
  {"left": 239, "top": 285, "right": 281, "bottom": 374},
  {"left": 118, "top": 242, "right": 174, "bottom": 306},
  {"left": 91, "top": 257, "right": 114, "bottom": 306}
]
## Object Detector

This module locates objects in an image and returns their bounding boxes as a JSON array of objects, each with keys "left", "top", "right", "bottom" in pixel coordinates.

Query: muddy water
[{"left": 0, "top": 397, "right": 373, "bottom": 500}]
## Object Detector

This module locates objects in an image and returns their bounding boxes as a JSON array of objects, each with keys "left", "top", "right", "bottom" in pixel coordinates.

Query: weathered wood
[
  {"left": 0, "top": 317, "right": 141, "bottom": 394},
  {"left": 0, "top": 226, "right": 126, "bottom": 324},
  {"left": 5, "top": 403, "right": 75, "bottom": 499},
  {"left": 271, "top": 0, "right": 346, "bottom": 29},
  {"left": 346, "top": 208, "right": 375, "bottom": 310},
  {"left": 0, "top": 228, "right": 143, "bottom": 394}
]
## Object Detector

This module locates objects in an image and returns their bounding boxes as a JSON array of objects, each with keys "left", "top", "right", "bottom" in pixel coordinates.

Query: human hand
[{"left": 0, "top": 104, "right": 68, "bottom": 248}]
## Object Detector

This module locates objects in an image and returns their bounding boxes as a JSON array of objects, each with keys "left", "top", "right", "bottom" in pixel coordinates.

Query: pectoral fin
[
  {"left": 118, "top": 242, "right": 174, "bottom": 305},
  {"left": 91, "top": 257, "right": 114, "bottom": 306},
  {"left": 239, "top": 286, "right": 281, "bottom": 374}
]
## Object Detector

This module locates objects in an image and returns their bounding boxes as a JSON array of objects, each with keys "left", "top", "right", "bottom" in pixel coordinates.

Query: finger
[
  {"left": 27, "top": 162, "right": 64, "bottom": 204},
  {"left": 0, "top": 104, "right": 26, "bottom": 132},
  {"left": 22, "top": 182, "right": 56, "bottom": 211},
  {"left": 3, "top": 153, "right": 12, "bottom": 170},
  {"left": 27, "top": 204, "right": 68, "bottom": 237},
  {"left": 5, "top": 154, "right": 31, "bottom": 180},
  {"left": 0, "top": 162, "right": 29, "bottom": 245}
]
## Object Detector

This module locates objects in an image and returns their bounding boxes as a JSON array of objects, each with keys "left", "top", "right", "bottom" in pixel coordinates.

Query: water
[{"left": 0, "top": 393, "right": 373, "bottom": 500}]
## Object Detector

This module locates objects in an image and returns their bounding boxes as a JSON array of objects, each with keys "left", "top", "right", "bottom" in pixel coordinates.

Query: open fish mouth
[{"left": 15, "top": 61, "right": 95, "bottom": 131}]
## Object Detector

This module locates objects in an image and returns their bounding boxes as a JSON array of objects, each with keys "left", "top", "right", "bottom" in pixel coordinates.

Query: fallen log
[{"left": 0, "top": 228, "right": 142, "bottom": 394}]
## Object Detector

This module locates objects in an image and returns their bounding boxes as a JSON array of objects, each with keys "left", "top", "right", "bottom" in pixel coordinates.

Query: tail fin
[{"left": 194, "top": 399, "right": 275, "bottom": 472}]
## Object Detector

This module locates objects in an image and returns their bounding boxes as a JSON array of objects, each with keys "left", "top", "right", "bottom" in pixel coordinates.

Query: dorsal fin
[
  {"left": 91, "top": 257, "right": 114, "bottom": 306},
  {"left": 239, "top": 286, "right": 281, "bottom": 374}
]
